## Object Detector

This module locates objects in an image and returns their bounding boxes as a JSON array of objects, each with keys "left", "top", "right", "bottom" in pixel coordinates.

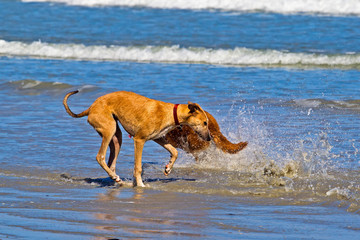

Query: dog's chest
[{"left": 149, "top": 125, "right": 176, "bottom": 140}]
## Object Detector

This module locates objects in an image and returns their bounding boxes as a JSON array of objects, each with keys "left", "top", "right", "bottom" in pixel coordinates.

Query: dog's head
[{"left": 185, "top": 102, "right": 211, "bottom": 141}]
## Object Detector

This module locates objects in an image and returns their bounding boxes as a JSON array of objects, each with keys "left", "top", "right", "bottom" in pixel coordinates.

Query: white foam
[
  {"left": 293, "top": 99, "right": 360, "bottom": 111},
  {"left": 21, "top": 80, "right": 42, "bottom": 89},
  {"left": 1, "top": 39, "right": 360, "bottom": 68},
  {"left": 326, "top": 187, "right": 353, "bottom": 199},
  {"left": 21, "top": 0, "right": 360, "bottom": 16},
  {"left": 293, "top": 99, "right": 323, "bottom": 108}
]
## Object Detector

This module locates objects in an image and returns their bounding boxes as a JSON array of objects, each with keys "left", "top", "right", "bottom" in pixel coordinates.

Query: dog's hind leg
[
  {"left": 89, "top": 114, "right": 121, "bottom": 183},
  {"left": 154, "top": 138, "right": 178, "bottom": 176},
  {"left": 108, "top": 123, "right": 122, "bottom": 174}
]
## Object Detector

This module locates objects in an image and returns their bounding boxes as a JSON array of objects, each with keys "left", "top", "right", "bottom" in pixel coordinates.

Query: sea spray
[{"left": 172, "top": 103, "right": 359, "bottom": 197}]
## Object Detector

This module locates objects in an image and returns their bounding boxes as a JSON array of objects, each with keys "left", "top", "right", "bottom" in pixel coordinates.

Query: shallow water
[{"left": 1, "top": 0, "right": 360, "bottom": 239}]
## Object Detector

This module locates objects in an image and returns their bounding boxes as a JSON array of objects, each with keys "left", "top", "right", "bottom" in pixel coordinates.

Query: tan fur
[
  {"left": 63, "top": 90, "right": 210, "bottom": 187},
  {"left": 164, "top": 111, "right": 247, "bottom": 160}
]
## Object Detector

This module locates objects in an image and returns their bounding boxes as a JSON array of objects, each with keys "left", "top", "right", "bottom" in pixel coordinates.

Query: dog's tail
[
  {"left": 63, "top": 90, "right": 90, "bottom": 118},
  {"left": 212, "top": 131, "right": 248, "bottom": 154}
]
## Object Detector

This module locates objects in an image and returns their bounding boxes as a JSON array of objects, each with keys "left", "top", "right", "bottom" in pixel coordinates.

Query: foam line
[
  {"left": 21, "top": 0, "right": 360, "bottom": 16},
  {"left": 1, "top": 39, "right": 359, "bottom": 68}
]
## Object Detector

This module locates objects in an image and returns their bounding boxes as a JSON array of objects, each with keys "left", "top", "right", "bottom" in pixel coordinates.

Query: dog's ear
[{"left": 188, "top": 102, "right": 201, "bottom": 114}]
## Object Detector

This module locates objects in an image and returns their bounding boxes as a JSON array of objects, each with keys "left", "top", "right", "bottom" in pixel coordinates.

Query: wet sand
[{"left": 1, "top": 163, "right": 360, "bottom": 239}]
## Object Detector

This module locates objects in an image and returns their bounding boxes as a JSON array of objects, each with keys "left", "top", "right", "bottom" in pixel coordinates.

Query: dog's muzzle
[
  {"left": 202, "top": 131, "right": 211, "bottom": 141},
  {"left": 206, "top": 134, "right": 211, "bottom": 141}
]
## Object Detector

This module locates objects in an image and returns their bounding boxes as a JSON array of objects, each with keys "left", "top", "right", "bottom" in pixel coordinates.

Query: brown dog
[
  {"left": 163, "top": 111, "right": 248, "bottom": 161},
  {"left": 63, "top": 90, "right": 210, "bottom": 187}
]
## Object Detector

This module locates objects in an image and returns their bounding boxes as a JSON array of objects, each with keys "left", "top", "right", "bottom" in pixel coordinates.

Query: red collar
[{"left": 173, "top": 104, "right": 180, "bottom": 126}]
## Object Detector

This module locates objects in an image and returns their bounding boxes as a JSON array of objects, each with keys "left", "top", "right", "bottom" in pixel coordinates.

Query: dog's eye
[{"left": 204, "top": 121, "right": 207, "bottom": 126}]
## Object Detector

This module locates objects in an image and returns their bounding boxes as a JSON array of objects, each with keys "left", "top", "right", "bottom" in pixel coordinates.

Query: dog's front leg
[
  {"left": 133, "top": 138, "right": 146, "bottom": 187},
  {"left": 154, "top": 138, "right": 178, "bottom": 176}
]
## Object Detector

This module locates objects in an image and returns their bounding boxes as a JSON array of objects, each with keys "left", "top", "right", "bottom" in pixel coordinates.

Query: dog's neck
[{"left": 173, "top": 104, "right": 181, "bottom": 127}]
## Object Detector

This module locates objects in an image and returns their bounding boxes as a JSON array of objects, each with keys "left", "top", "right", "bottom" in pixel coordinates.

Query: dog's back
[{"left": 90, "top": 91, "right": 173, "bottom": 139}]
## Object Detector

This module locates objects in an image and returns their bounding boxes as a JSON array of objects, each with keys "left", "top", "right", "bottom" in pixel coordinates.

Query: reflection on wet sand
[{"left": 92, "top": 187, "right": 206, "bottom": 238}]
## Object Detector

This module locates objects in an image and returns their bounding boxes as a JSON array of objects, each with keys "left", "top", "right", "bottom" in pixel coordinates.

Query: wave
[
  {"left": 0, "top": 79, "right": 98, "bottom": 95},
  {"left": 21, "top": 0, "right": 360, "bottom": 16},
  {"left": 292, "top": 99, "right": 360, "bottom": 112},
  {"left": 1, "top": 39, "right": 360, "bottom": 69},
  {"left": 5, "top": 79, "right": 72, "bottom": 90}
]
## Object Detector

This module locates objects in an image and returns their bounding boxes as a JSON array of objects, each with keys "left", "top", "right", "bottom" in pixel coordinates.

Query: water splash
[{"left": 166, "top": 103, "right": 360, "bottom": 212}]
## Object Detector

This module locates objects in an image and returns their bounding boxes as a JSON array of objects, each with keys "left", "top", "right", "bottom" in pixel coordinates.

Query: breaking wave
[
  {"left": 292, "top": 99, "right": 360, "bottom": 112},
  {"left": 1, "top": 40, "right": 359, "bottom": 69},
  {"left": 0, "top": 79, "right": 97, "bottom": 95},
  {"left": 4, "top": 79, "right": 72, "bottom": 90},
  {"left": 21, "top": 0, "right": 360, "bottom": 16}
]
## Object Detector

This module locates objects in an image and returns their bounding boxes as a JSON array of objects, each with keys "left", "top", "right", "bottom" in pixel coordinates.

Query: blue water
[
  {"left": 2, "top": 1, "right": 360, "bottom": 54},
  {"left": 1, "top": 0, "right": 360, "bottom": 239}
]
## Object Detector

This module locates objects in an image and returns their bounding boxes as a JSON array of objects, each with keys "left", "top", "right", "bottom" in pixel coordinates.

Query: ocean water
[{"left": 1, "top": 0, "right": 360, "bottom": 239}]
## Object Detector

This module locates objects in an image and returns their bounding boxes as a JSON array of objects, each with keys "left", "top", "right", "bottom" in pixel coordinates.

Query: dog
[
  {"left": 163, "top": 111, "right": 248, "bottom": 161},
  {"left": 63, "top": 90, "right": 211, "bottom": 187}
]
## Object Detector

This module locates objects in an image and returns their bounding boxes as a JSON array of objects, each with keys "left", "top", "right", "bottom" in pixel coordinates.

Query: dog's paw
[
  {"left": 132, "top": 179, "right": 146, "bottom": 187},
  {"left": 135, "top": 182, "right": 146, "bottom": 188},
  {"left": 164, "top": 164, "right": 172, "bottom": 176},
  {"left": 112, "top": 175, "right": 122, "bottom": 183}
]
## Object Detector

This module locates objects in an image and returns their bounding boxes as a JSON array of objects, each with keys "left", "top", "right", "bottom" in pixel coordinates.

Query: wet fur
[{"left": 164, "top": 111, "right": 248, "bottom": 160}]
